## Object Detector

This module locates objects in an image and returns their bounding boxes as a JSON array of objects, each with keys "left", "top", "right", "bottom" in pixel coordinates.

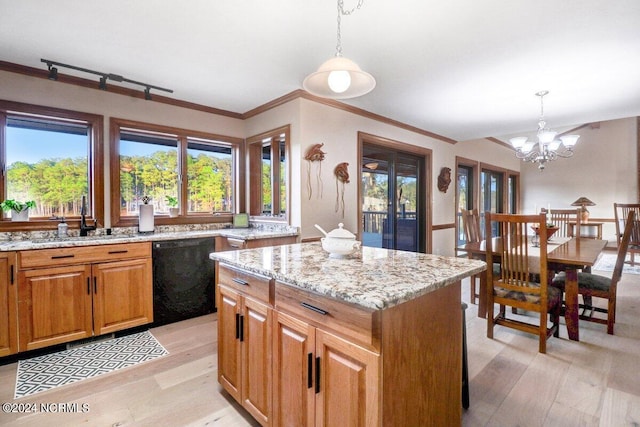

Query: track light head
[
  {"left": 47, "top": 66, "right": 58, "bottom": 81},
  {"left": 144, "top": 87, "right": 152, "bottom": 100},
  {"left": 99, "top": 76, "right": 107, "bottom": 90}
]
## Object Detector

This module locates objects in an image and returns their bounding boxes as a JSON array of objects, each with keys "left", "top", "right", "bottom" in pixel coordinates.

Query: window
[
  {"left": 247, "top": 125, "right": 289, "bottom": 220},
  {"left": 456, "top": 161, "right": 475, "bottom": 245},
  {"left": 110, "top": 118, "right": 242, "bottom": 226},
  {"left": 0, "top": 100, "right": 103, "bottom": 230}
]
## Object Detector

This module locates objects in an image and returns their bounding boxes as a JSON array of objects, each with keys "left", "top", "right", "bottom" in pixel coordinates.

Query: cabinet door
[
  {"left": 218, "top": 284, "right": 242, "bottom": 401},
  {"left": 18, "top": 264, "right": 93, "bottom": 352},
  {"left": 92, "top": 258, "right": 153, "bottom": 335},
  {"left": 241, "top": 296, "right": 272, "bottom": 426},
  {"left": 273, "top": 311, "right": 316, "bottom": 427},
  {"left": 0, "top": 252, "right": 17, "bottom": 357},
  {"left": 315, "top": 329, "right": 380, "bottom": 427}
]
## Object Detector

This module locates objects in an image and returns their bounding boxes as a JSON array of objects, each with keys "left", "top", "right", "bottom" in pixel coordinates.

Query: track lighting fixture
[
  {"left": 40, "top": 58, "right": 172, "bottom": 100},
  {"left": 47, "top": 65, "right": 58, "bottom": 81}
]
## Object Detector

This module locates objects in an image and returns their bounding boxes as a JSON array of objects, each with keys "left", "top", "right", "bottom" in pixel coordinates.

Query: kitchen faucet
[{"left": 80, "top": 195, "right": 97, "bottom": 236}]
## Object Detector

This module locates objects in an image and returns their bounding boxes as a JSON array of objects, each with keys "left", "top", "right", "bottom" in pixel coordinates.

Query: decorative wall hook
[
  {"left": 437, "top": 167, "right": 452, "bottom": 193},
  {"left": 334, "top": 162, "right": 350, "bottom": 218},
  {"left": 304, "top": 143, "right": 326, "bottom": 200}
]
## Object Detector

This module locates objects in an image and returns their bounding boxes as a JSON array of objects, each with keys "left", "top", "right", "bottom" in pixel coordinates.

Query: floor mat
[
  {"left": 593, "top": 253, "right": 640, "bottom": 274},
  {"left": 15, "top": 330, "right": 168, "bottom": 399}
]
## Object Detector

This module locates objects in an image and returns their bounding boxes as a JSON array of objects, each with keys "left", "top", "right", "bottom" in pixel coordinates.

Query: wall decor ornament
[
  {"left": 437, "top": 167, "right": 452, "bottom": 193},
  {"left": 334, "top": 162, "right": 350, "bottom": 218},
  {"left": 304, "top": 143, "right": 326, "bottom": 200}
]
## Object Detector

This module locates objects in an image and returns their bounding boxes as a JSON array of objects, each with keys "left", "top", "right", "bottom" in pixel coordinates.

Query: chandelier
[
  {"left": 509, "top": 91, "right": 579, "bottom": 170},
  {"left": 302, "top": 0, "right": 376, "bottom": 99}
]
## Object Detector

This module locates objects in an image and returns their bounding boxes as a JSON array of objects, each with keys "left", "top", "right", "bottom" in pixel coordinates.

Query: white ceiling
[{"left": 2, "top": 0, "right": 640, "bottom": 142}]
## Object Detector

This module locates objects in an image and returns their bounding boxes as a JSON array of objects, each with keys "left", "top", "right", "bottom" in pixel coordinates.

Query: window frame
[
  {"left": 109, "top": 118, "right": 244, "bottom": 227},
  {"left": 0, "top": 100, "right": 104, "bottom": 232},
  {"left": 246, "top": 125, "right": 290, "bottom": 223}
]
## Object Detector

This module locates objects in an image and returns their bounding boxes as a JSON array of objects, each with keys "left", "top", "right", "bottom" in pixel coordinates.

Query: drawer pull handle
[
  {"left": 301, "top": 302, "right": 328, "bottom": 316},
  {"left": 232, "top": 278, "right": 250, "bottom": 286},
  {"left": 108, "top": 250, "right": 128, "bottom": 254},
  {"left": 51, "top": 254, "right": 75, "bottom": 259}
]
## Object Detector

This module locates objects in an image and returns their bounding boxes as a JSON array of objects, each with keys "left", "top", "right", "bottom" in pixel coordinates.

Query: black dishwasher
[{"left": 152, "top": 238, "right": 216, "bottom": 326}]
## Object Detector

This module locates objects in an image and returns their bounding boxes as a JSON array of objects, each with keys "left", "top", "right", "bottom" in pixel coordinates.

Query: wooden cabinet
[
  {"left": 217, "top": 264, "right": 273, "bottom": 427},
  {"left": 217, "top": 262, "right": 462, "bottom": 426},
  {"left": 0, "top": 252, "right": 17, "bottom": 357},
  {"left": 273, "top": 289, "right": 380, "bottom": 427},
  {"left": 273, "top": 311, "right": 379, "bottom": 427},
  {"left": 17, "top": 242, "right": 153, "bottom": 352},
  {"left": 214, "top": 235, "right": 297, "bottom": 252}
]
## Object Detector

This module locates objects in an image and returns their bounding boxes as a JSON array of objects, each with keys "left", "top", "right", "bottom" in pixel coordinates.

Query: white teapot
[{"left": 315, "top": 223, "right": 362, "bottom": 258}]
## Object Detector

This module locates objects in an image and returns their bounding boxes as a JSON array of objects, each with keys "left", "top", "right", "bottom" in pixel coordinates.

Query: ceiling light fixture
[
  {"left": 40, "top": 58, "right": 173, "bottom": 100},
  {"left": 510, "top": 90, "right": 579, "bottom": 171},
  {"left": 302, "top": 0, "right": 375, "bottom": 99},
  {"left": 47, "top": 64, "right": 58, "bottom": 81}
]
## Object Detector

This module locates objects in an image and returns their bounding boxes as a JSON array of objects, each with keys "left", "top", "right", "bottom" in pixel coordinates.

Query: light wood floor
[{"left": 1, "top": 268, "right": 639, "bottom": 426}]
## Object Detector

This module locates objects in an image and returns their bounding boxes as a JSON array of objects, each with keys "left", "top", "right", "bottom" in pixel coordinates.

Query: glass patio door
[{"left": 361, "top": 144, "right": 425, "bottom": 252}]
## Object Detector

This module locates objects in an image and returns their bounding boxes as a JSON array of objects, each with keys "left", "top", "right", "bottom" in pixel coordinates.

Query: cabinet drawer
[
  {"left": 218, "top": 264, "right": 271, "bottom": 304},
  {"left": 275, "top": 281, "right": 380, "bottom": 350},
  {"left": 18, "top": 242, "right": 151, "bottom": 269}
]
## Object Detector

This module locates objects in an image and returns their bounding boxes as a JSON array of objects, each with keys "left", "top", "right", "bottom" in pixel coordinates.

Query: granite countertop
[
  {"left": 0, "top": 227, "right": 299, "bottom": 252},
  {"left": 210, "top": 242, "right": 487, "bottom": 310}
]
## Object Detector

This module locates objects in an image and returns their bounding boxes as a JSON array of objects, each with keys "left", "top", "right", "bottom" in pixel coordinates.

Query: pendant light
[{"left": 303, "top": 0, "right": 376, "bottom": 99}]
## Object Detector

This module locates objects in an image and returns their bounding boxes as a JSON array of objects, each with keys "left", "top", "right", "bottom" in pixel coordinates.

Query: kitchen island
[{"left": 210, "top": 242, "right": 486, "bottom": 426}]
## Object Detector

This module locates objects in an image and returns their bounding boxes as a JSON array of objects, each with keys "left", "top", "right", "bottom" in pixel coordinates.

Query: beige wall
[
  {"left": 8, "top": 69, "right": 633, "bottom": 253},
  {"left": 519, "top": 118, "right": 637, "bottom": 242},
  {"left": 246, "top": 98, "right": 520, "bottom": 255}
]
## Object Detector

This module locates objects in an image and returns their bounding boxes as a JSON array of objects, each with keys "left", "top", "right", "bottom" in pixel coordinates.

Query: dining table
[{"left": 457, "top": 236, "right": 608, "bottom": 341}]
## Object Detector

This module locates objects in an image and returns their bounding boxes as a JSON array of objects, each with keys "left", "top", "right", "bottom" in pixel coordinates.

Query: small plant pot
[
  {"left": 11, "top": 209, "right": 29, "bottom": 222},
  {"left": 168, "top": 207, "right": 179, "bottom": 218}
]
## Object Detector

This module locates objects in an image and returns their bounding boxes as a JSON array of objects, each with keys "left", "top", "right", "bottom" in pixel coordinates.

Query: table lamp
[{"left": 571, "top": 196, "right": 595, "bottom": 223}]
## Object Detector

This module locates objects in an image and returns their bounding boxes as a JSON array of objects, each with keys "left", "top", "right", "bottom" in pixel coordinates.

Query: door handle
[
  {"left": 239, "top": 315, "right": 244, "bottom": 342},
  {"left": 93, "top": 276, "right": 97, "bottom": 294},
  {"left": 87, "top": 277, "right": 90, "bottom": 295},
  {"left": 307, "top": 353, "right": 313, "bottom": 389},
  {"left": 235, "top": 313, "right": 240, "bottom": 339},
  {"left": 315, "top": 356, "right": 321, "bottom": 394}
]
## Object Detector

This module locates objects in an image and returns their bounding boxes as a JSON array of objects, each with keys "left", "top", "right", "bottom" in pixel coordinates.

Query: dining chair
[
  {"left": 485, "top": 212, "right": 562, "bottom": 354},
  {"left": 460, "top": 209, "right": 502, "bottom": 305},
  {"left": 541, "top": 208, "right": 581, "bottom": 238},
  {"left": 614, "top": 203, "right": 640, "bottom": 266},
  {"left": 461, "top": 208, "right": 482, "bottom": 304},
  {"left": 552, "top": 210, "right": 636, "bottom": 335}
]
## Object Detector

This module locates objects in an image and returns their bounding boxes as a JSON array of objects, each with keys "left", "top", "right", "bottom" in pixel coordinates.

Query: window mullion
[{"left": 179, "top": 135, "right": 188, "bottom": 216}]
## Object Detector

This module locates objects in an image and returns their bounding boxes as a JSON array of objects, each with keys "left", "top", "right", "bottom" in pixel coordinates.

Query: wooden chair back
[
  {"left": 485, "top": 212, "right": 560, "bottom": 353},
  {"left": 461, "top": 208, "right": 481, "bottom": 243},
  {"left": 491, "top": 213, "right": 548, "bottom": 297},
  {"left": 614, "top": 203, "right": 640, "bottom": 247},
  {"left": 612, "top": 210, "right": 637, "bottom": 285},
  {"left": 541, "top": 208, "right": 581, "bottom": 238}
]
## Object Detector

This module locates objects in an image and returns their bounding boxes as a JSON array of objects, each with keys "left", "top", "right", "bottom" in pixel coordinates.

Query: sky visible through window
[{"left": 6, "top": 127, "right": 86, "bottom": 164}]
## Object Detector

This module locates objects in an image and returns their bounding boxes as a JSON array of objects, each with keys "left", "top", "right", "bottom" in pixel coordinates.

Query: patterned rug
[
  {"left": 593, "top": 253, "right": 640, "bottom": 275},
  {"left": 15, "top": 330, "right": 168, "bottom": 399}
]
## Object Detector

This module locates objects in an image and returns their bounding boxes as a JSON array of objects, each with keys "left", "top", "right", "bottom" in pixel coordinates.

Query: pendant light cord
[{"left": 336, "top": 0, "right": 365, "bottom": 56}]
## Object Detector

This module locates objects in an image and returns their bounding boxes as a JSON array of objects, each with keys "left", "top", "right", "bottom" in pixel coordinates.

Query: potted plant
[
  {"left": 0, "top": 199, "right": 36, "bottom": 221},
  {"left": 166, "top": 196, "right": 179, "bottom": 218}
]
